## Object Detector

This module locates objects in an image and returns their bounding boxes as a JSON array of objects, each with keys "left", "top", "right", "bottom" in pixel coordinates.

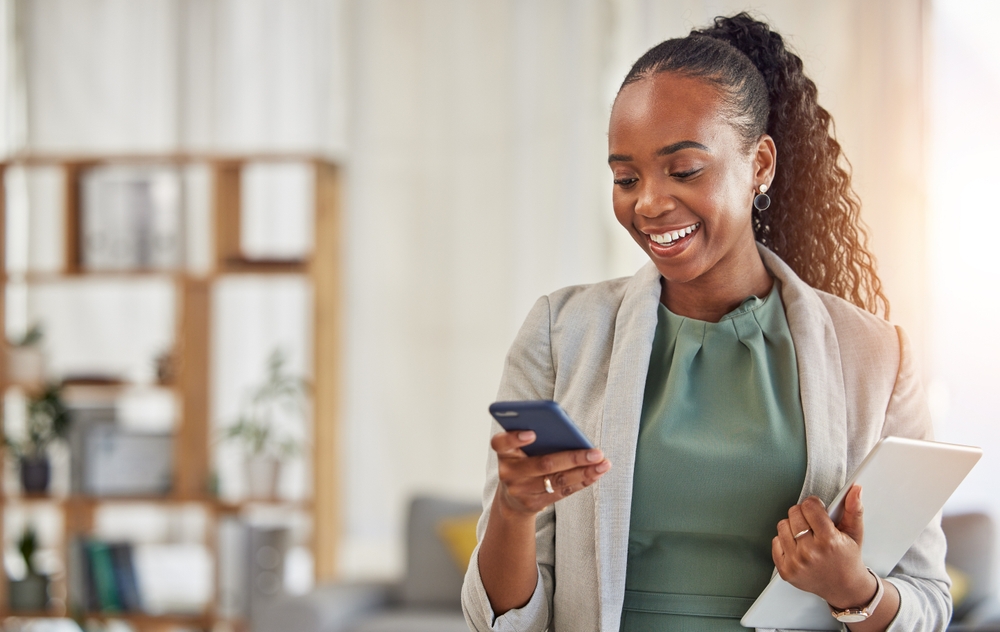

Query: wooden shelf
[
  {"left": 2, "top": 151, "right": 333, "bottom": 166},
  {"left": 216, "top": 258, "right": 309, "bottom": 275},
  {"left": 3, "top": 610, "right": 218, "bottom": 627},
  {"left": 2, "top": 494, "right": 312, "bottom": 510},
  {"left": 5, "top": 264, "right": 312, "bottom": 283},
  {"left": 5, "top": 270, "right": 185, "bottom": 283},
  {"left": 0, "top": 153, "right": 343, "bottom": 619}
]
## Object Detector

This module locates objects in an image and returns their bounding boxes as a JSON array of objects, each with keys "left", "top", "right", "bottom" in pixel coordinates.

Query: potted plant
[
  {"left": 5, "top": 324, "right": 46, "bottom": 387},
  {"left": 5, "top": 382, "right": 71, "bottom": 494},
  {"left": 222, "top": 350, "right": 307, "bottom": 499},
  {"left": 7, "top": 526, "right": 49, "bottom": 611}
]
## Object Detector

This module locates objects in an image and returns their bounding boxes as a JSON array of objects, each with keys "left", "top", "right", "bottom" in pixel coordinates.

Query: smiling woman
[
  {"left": 609, "top": 70, "right": 776, "bottom": 322},
  {"left": 462, "top": 12, "right": 950, "bottom": 632}
]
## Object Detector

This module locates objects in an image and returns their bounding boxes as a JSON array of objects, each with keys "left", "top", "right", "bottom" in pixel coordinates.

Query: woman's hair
[{"left": 620, "top": 13, "right": 889, "bottom": 317}]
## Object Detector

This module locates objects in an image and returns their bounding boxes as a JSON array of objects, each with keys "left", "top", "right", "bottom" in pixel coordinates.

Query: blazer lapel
[
  {"left": 758, "top": 245, "right": 849, "bottom": 503},
  {"left": 594, "top": 261, "right": 661, "bottom": 632}
]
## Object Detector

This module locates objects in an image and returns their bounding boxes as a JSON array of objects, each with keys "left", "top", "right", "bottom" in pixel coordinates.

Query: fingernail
[
  {"left": 596, "top": 461, "right": 611, "bottom": 473},
  {"left": 518, "top": 431, "right": 535, "bottom": 441},
  {"left": 587, "top": 450, "right": 603, "bottom": 462}
]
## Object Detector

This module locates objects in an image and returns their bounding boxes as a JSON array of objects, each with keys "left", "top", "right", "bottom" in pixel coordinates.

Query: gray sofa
[
  {"left": 944, "top": 512, "right": 1000, "bottom": 631},
  {"left": 255, "top": 495, "right": 478, "bottom": 632}
]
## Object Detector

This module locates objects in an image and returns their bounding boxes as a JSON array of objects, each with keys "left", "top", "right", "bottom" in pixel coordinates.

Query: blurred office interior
[{"left": 0, "top": 0, "right": 996, "bottom": 630}]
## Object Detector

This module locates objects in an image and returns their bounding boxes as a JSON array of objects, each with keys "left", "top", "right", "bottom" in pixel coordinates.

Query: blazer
[{"left": 462, "top": 244, "right": 952, "bottom": 632}]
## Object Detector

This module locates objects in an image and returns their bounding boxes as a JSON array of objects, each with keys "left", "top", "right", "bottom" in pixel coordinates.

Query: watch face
[{"left": 835, "top": 612, "right": 869, "bottom": 623}]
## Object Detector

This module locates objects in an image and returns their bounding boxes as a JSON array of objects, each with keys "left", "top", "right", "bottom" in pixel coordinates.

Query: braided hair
[{"left": 620, "top": 13, "right": 889, "bottom": 317}]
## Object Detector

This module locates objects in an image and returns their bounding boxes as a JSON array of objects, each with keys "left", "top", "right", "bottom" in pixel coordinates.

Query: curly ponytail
[{"left": 620, "top": 13, "right": 889, "bottom": 317}]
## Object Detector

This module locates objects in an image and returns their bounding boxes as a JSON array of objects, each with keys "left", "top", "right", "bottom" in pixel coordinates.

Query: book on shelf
[
  {"left": 88, "top": 540, "right": 122, "bottom": 612},
  {"left": 80, "top": 165, "right": 184, "bottom": 271},
  {"left": 82, "top": 423, "right": 173, "bottom": 496},
  {"left": 67, "top": 404, "right": 116, "bottom": 495},
  {"left": 67, "top": 402, "right": 174, "bottom": 497},
  {"left": 217, "top": 518, "right": 290, "bottom": 620},
  {"left": 110, "top": 542, "right": 143, "bottom": 612},
  {"left": 68, "top": 537, "right": 142, "bottom": 614}
]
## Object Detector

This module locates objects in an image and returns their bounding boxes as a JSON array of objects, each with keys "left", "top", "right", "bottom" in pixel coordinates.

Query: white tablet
[{"left": 741, "top": 436, "right": 982, "bottom": 630}]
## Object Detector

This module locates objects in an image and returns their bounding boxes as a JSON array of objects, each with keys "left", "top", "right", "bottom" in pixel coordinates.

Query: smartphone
[{"left": 489, "top": 400, "right": 594, "bottom": 457}]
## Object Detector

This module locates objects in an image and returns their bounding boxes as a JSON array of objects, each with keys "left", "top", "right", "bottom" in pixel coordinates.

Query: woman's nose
[{"left": 634, "top": 183, "right": 675, "bottom": 218}]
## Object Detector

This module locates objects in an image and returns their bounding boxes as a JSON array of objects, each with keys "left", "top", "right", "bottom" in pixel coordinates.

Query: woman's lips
[{"left": 645, "top": 222, "right": 700, "bottom": 256}]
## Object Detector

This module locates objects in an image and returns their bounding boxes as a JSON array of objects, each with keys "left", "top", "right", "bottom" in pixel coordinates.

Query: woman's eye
[
  {"left": 613, "top": 177, "right": 638, "bottom": 188},
  {"left": 671, "top": 168, "right": 702, "bottom": 179}
]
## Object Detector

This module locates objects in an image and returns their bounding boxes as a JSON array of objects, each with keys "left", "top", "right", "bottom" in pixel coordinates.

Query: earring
[{"left": 753, "top": 183, "right": 771, "bottom": 211}]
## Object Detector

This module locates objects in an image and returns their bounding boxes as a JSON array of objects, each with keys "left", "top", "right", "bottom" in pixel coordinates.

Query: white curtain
[
  {"left": 20, "top": 0, "right": 347, "bottom": 154},
  {"left": 10, "top": 0, "right": 927, "bottom": 579}
]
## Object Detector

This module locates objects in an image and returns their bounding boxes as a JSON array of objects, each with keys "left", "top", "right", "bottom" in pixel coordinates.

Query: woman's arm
[
  {"left": 478, "top": 430, "right": 610, "bottom": 614},
  {"left": 462, "top": 294, "right": 611, "bottom": 631}
]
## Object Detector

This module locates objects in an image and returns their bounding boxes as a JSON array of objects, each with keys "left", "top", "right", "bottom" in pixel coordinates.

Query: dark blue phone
[{"left": 489, "top": 400, "right": 594, "bottom": 457}]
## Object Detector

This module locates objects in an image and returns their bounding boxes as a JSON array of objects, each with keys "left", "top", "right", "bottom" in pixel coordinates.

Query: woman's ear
[{"left": 754, "top": 134, "right": 777, "bottom": 185}]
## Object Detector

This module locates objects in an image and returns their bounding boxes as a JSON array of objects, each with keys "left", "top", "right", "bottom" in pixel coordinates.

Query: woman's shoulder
[
  {"left": 545, "top": 274, "right": 635, "bottom": 317},
  {"left": 807, "top": 287, "right": 903, "bottom": 374},
  {"left": 761, "top": 244, "right": 900, "bottom": 357},
  {"left": 813, "top": 288, "right": 897, "bottom": 340}
]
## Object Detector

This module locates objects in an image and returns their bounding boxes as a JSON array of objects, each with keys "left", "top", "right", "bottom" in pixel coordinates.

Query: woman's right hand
[
  {"left": 479, "top": 431, "right": 611, "bottom": 614},
  {"left": 491, "top": 430, "right": 612, "bottom": 517}
]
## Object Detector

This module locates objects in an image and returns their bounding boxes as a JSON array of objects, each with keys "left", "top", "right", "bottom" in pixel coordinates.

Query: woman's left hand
[{"left": 772, "top": 485, "right": 879, "bottom": 610}]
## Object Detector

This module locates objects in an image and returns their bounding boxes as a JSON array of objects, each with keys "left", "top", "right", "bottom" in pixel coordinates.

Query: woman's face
[{"left": 608, "top": 72, "right": 774, "bottom": 287}]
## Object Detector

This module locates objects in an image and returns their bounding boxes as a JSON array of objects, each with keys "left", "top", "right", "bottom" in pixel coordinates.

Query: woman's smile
[{"left": 644, "top": 222, "right": 701, "bottom": 257}]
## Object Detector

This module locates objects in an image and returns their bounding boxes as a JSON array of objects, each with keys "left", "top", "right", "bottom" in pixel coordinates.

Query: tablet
[{"left": 741, "top": 436, "right": 982, "bottom": 630}]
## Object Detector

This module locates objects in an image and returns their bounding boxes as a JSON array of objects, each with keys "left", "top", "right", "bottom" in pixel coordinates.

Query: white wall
[
  {"left": 927, "top": 0, "right": 1000, "bottom": 519},
  {"left": 7, "top": 0, "right": 936, "bottom": 579}
]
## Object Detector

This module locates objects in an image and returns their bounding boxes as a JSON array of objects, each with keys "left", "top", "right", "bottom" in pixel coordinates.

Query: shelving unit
[{"left": 0, "top": 153, "right": 342, "bottom": 630}]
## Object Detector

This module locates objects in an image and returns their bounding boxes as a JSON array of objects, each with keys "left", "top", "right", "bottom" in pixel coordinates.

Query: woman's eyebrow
[
  {"left": 656, "top": 140, "right": 710, "bottom": 156},
  {"left": 608, "top": 140, "right": 710, "bottom": 164}
]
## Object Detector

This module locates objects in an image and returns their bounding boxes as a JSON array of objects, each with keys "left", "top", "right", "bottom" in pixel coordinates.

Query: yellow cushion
[
  {"left": 947, "top": 563, "right": 972, "bottom": 608},
  {"left": 436, "top": 513, "right": 481, "bottom": 572}
]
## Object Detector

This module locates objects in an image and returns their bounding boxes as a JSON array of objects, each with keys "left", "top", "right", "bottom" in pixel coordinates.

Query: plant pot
[
  {"left": 20, "top": 456, "right": 51, "bottom": 494},
  {"left": 8, "top": 574, "right": 49, "bottom": 611},
  {"left": 245, "top": 454, "right": 280, "bottom": 500}
]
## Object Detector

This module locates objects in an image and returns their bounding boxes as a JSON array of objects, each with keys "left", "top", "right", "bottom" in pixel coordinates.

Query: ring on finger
[
  {"left": 793, "top": 528, "right": 811, "bottom": 540},
  {"left": 544, "top": 477, "right": 555, "bottom": 494}
]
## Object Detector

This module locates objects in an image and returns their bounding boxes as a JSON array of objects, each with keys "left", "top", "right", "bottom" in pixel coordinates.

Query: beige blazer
[{"left": 462, "top": 245, "right": 952, "bottom": 632}]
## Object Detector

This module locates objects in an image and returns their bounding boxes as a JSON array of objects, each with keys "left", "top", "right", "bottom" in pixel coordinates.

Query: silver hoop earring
[{"left": 753, "top": 183, "right": 771, "bottom": 211}]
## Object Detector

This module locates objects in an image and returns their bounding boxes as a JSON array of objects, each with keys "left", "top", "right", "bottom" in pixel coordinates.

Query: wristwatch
[{"left": 830, "top": 567, "right": 884, "bottom": 623}]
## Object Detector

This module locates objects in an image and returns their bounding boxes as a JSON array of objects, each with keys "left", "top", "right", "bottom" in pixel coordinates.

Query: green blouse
[{"left": 621, "top": 281, "right": 807, "bottom": 631}]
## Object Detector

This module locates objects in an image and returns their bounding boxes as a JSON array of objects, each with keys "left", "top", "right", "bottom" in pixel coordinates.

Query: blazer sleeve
[
  {"left": 882, "top": 326, "right": 953, "bottom": 632},
  {"left": 462, "top": 296, "right": 557, "bottom": 632}
]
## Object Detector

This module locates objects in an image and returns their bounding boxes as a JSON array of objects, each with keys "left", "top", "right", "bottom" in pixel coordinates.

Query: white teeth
[{"left": 648, "top": 223, "right": 699, "bottom": 245}]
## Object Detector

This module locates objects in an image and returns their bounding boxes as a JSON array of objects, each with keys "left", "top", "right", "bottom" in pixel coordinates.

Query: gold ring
[
  {"left": 793, "top": 528, "right": 811, "bottom": 539},
  {"left": 544, "top": 477, "right": 555, "bottom": 494}
]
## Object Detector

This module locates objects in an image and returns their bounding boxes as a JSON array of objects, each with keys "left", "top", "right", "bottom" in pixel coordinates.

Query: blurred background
[{"left": 0, "top": 0, "right": 997, "bottom": 631}]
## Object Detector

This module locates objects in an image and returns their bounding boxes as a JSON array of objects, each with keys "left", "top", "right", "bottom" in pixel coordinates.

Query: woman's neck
[{"left": 660, "top": 250, "right": 774, "bottom": 322}]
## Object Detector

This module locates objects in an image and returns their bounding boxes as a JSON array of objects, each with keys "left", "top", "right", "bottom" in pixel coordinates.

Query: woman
[{"left": 461, "top": 13, "right": 950, "bottom": 632}]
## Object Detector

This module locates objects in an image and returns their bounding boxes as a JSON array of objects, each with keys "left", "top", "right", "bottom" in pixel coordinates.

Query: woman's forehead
[{"left": 609, "top": 73, "right": 731, "bottom": 151}]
